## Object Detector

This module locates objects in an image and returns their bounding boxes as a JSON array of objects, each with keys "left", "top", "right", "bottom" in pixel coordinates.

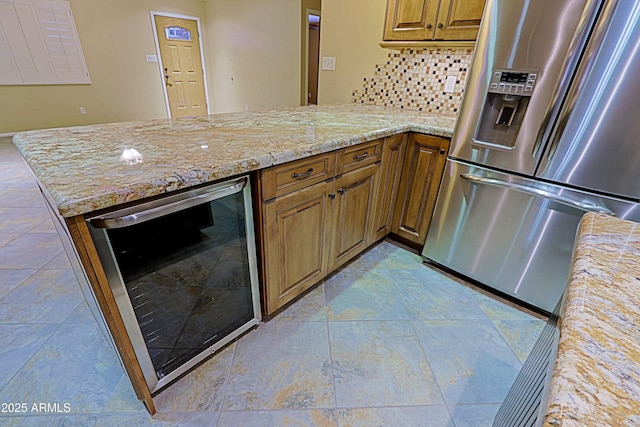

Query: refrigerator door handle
[
  {"left": 538, "top": 0, "right": 620, "bottom": 168},
  {"left": 460, "top": 174, "right": 615, "bottom": 215},
  {"left": 531, "top": 0, "right": 608, "bottom": 161}
]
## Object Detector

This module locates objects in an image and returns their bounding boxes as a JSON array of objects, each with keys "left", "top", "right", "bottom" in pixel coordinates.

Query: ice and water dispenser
[{"left": 475, "top": 69, "right": 539, "bottom": 148}]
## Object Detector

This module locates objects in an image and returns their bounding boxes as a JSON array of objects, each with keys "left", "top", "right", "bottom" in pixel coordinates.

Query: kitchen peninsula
[{"left": 12, "top": 104, "right": 456, "bottom": 414}]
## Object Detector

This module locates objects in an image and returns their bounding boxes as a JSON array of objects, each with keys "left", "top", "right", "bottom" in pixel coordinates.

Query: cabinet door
[
  {"left": 262, "top": 180, "right": 333, "bottom": 314},
  {"left": 373, "top": 134, "right": 407, "bottom": 241},
  {"left": 383, "top": 0, "right": 439, "bottom": 41},
  {"left": 392, "top": 134, "right": 449, "bottom": 248},
  {"left": 434, "top": 0, "right": 485, "bottom": 41},
  {"left": 330, "top": 162, "right": 380, "bottom": 271}
]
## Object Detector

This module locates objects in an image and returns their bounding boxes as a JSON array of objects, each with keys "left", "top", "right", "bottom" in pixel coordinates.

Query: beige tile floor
[{"left": 0, "top": 137, "right": 545, "bottom": 426}]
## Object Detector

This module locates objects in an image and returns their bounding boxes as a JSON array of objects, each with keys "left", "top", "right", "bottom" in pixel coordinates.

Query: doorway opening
[{"left": 306, "top": 10, "right": 321, "bottom": 105}]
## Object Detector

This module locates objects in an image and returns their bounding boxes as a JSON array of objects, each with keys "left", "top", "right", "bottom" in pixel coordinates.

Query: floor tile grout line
[
  {"left": 488, "top": 317, "right": 532, "bottom": 366},
  {"left": 407, "top": 318, "right": 450, "bottom": 411},
  {"left": 58, "top": 299, "right": 85, "bottom": 325},
  {"left": 321, "top": 281, "right": 340, "bottom": 412},
  {"left": 0, "top": 268, "right": 40, "bottom": 298},
  {"left": 214, "top": 339, "right": 238, "bottom": 426},
  {"left": 0, "top": 321, "right": 60, "bottom": 397}
]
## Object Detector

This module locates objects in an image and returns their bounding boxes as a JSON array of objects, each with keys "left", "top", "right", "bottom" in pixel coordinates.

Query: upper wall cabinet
[{"left": 382, "top": 0, "right": 486, "bottom": 46}]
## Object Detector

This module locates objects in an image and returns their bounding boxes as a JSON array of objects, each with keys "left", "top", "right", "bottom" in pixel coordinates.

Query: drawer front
[
  {"left": 337, "top": 139, "right": 383, "bottom": 174},
  {"left": 261, "top": 152, "right": 336, "bottom": 200}
]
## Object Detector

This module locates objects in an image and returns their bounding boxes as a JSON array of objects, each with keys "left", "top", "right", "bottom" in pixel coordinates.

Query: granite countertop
[
  {"left": 543, "top": 212, "right": 640, "bottom": 426},
  {"left": 12, "top": 104, "right": 455, "bottom": 218}
]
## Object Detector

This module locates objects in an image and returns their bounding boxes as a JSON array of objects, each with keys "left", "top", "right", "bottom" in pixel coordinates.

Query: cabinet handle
[
  {"left": 438, "top": 23, "right": 443, "bottom": 29},
  {"left": 439, "top": 149, "right": 446, "bottom": 155},
  {"left": 329, "top": 194, "right": 336, "bottom": 200},
  {"left": 426, "top": 23, "right": 433, "bottom": 29},
  {"left": 291, "top": 168, "right": 313, "bottom": 178},
  {"left": 337, "top": 189, "right": 345, "bottom": 195},
  {"left": 353, "top": 152, "right": 369, "bottom": 160}
]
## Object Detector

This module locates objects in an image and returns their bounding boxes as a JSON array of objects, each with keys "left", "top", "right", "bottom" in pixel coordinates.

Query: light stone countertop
[
  {"left": 13, "top": 104, "right": 455, "bottom": 218},
  {"left": 543, "top": 212, "right": 640, "bottom": 426}
]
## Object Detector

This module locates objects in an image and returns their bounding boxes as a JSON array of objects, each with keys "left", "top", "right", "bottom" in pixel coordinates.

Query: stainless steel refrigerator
[{"left": 422, "top": 0, "right": 640, "bottom": 313}]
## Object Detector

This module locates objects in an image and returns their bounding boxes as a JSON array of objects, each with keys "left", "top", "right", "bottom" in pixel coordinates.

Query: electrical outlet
[
  {"left": 444, "top": 76, "right": 457, "bottom": 93},
  {"left": 322, "top": 57, "right": 336, "bottom": 71},
  {"left": 79, "top": 107, "right": 86, "bottom": 114}
]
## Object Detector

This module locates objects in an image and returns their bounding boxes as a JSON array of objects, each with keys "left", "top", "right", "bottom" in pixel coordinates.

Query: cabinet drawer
[
  {"left": 261, "top": 152, "right": 336, "bottom": 200},
  {"left": 337, "top": 139, "right": 383, "bottom": 174}
]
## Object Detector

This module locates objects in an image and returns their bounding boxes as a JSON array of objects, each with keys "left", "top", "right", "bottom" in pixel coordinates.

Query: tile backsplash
[{"left": 352, "top": 48, "right": 473, "bottom": 116}]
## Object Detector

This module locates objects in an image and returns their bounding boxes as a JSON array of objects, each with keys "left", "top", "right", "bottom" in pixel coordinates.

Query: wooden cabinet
[
  {"left": 373, "top": 134, "right": 408, "bottom": 241},
  {"left": 436, "top": 0, "right": 486, "bottom": 41},
  {"left": 262, "top": 180, "right": 333, "bottom": 313},
  {"left": 259, "top": 143, "right": 382, "bottom": 315},
  {"left": 383, "top": 0, "right": 486, "bottom": 43},
  {"left": 329, "top": 162, "right": 380, "bottom": 271},
  {"left": 392, "top": 133, "right": 449, "bottom": 248},
  {"left": 258, "top": 133, "right": 450, "bottom": 314}
]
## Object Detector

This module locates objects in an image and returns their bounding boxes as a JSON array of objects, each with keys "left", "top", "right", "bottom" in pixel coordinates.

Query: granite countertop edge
[
  {"left": 12, "top": 104, "right": 456, "bottom": 218},
  {"left": 543, "top": 212, "right": 640, "bottom": 426}
]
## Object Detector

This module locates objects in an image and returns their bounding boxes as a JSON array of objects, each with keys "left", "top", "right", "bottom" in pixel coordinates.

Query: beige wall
[
  {"left": 1, "top": 0, "right": 207, "bottom": 134},
  {"left": 317, "top": 0, "right": 389, "bottom": 104},
  {"left": 205, "top": 0, "right": 301, "bottom": 113},
  {"left": 2, "top": 0, "right": 305, "bottom": 133}
]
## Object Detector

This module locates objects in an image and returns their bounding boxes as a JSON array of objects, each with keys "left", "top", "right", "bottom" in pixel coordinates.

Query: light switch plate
[
  {"left": 444, "top": 75, "right": 457, "bottom": 93},
  {"left": 145, "top": 54, "right": 158, "bottom": 63},
  {"left": 322, "top": 56, "right": 336, "bottom": 71}
]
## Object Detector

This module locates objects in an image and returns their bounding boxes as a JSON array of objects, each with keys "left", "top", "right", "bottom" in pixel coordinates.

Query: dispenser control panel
[{"left": 488, "top": 69, "right": 539, "bottom": 95}]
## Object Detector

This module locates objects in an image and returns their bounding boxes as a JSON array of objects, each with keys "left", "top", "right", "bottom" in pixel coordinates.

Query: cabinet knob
[
  {"left": 439, "top": 149, "right": 446, "bottom": 155},
  {"left": 438, "top": 23, "right": 443, "bottom": 29},
  {"left": 426, "top": 23, "right": 433, "bottom": 29},
  {"left": 337, "top": 189, "right": 345, "bottom": 196},
  {"left": 329, "top": 194, "right": 336, "bottom": 200}
]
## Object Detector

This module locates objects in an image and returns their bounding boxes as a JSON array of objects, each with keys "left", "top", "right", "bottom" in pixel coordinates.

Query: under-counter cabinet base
[
  {"left": 261, "top": 180, "right": 334, "bottom": 312},
  {"left": 330, "top": 162, "right": 380, "bottom": 271},
  {"left": 373, "top": 134, "right": 408, "bottom": 241},
  {"left": 391, "top": 133, "right": 449, "bottom": 248},
  {"left": 258, "top": 139, "right": 385, "bottom": 315},
  {"left": 257, "top": 133, "right": 449, "bottom": 315}
]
